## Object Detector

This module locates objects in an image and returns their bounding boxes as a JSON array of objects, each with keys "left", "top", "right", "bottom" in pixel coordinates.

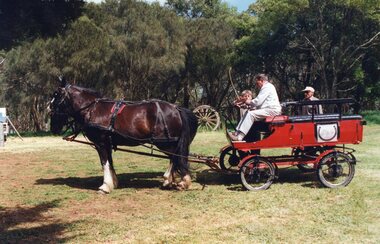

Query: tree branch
[{"left": 347, "top": 31, "right": 380, "bottom": 60}]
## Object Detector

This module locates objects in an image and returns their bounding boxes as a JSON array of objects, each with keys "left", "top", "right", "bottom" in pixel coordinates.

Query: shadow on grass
[
  {"left": 35, "top": 172, "right": 164, "bottom": 191},
  {"left": 0, "top": 200, "right": 77, "bottom": 243},
  {"left": 195, "top": 167, "right": 323, "bottom": 190},
  {"left": 35, "top": 168, "right": 323, "bottom": 192}
]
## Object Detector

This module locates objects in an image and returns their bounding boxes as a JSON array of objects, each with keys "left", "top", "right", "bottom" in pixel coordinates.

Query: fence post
[{"left": 0, "top": 124, "right": 4, "bottom": 147}]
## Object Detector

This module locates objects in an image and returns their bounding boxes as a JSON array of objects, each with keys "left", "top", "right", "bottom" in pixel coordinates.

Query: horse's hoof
[
  {"left": 162, "top": 180, "right": 173, "bottom": 188},
  {"left": 176, "top": 182, "right": 189, "bottom": 191},
  {"left": 97, "top": 189, "right": 109, "bottom": 194},
  {"left": 161, "top": 182, "right": 174, "bottom": 190},
  {"left": 98, "top": 183, "right": 111, "bottom": 194}
]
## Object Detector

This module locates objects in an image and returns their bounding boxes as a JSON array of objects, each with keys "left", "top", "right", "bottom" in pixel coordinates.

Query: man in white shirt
[{"left": 228, "top": 74, "right": 282, "bottom": 141}]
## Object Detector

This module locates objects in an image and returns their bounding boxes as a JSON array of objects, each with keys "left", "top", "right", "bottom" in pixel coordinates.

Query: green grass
[{"left": 0, "top": 126, "right": 379, "bottom": 243}]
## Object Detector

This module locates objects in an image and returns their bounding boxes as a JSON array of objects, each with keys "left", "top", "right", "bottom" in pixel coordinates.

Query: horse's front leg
[
  {"left": 163, "top": 160, "right": 174, "bottom": 189},
  {"left": 96, "top": 145, "right": 118, "bottom": 194}
]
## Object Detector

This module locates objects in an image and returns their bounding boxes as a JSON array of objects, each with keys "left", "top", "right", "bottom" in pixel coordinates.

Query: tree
[
  {"left": 0, "top": 0, "right": 84, "bottom": 50},
  {"left": 166, "top": 0, "right": 237, "bottom": 108},
  {"left": 1, "top": 38, "right": 60, "bottom": 131},
  {"left": 239, "top": 0, "right": 380, "bottom": 101},
  {"left": 95, "top": 0, "right": 187, "bottom": 100}
]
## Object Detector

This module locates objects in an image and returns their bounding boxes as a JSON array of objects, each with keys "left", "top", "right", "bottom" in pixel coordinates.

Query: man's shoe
[{"left": 228, "top": 131, "right": 240, "bottom": 141}]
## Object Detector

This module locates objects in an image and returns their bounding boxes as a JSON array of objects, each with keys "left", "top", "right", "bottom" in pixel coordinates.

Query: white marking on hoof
[
  {"left": 162, "top": 179, "right": 172, "bottom": 188},
  {"left": 98, "top": 183, "right": 111, "bottom": 194}
]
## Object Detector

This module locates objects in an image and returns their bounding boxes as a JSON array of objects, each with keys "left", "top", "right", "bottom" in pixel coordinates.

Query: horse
[{"left": 49, "top": 78, "right": 198, "bottom": 193}]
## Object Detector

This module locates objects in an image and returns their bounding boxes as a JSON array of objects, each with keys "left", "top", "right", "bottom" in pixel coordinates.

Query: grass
[{"left": 1, "top": 126, "right": 379, "bottom": 243}]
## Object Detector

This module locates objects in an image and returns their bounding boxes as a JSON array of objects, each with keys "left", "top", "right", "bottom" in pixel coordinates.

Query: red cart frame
[{"left": 221, "top": 98, "right": 365, "bottom": 190}]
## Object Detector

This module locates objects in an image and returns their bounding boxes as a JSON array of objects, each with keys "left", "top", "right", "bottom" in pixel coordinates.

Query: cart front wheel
[
  {"left": 219, "top": 146, "right": 240, "bottom": 172},
  {"left": 317, "top": 151, "right": 355, "bottom": 188},
  {"left": 240, "top": 157, "right": 275, "bottom": 191}
]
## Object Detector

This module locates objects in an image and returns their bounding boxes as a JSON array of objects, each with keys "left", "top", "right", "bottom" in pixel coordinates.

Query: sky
[{"left": 86, "top": 0, "right": 254, "bottom": 12}]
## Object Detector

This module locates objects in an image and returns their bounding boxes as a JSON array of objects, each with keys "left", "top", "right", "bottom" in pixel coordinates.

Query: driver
[{"left": 228, "top": 74, "right": 282, "bottom": 141}]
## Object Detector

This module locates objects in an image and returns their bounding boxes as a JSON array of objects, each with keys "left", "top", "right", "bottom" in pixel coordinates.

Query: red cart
[{"left": 220, "top": 98, "right": 365, "bottom": 191}]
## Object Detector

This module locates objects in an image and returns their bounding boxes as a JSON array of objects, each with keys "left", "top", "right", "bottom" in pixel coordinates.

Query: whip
[{"left": 228, "top": 67, "right": 240, "bottom": 99}]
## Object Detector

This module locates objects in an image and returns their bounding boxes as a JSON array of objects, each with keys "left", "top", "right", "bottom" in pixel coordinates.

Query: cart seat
[{"left": 244, "top": 120, "right": 272, "bottom": 142}]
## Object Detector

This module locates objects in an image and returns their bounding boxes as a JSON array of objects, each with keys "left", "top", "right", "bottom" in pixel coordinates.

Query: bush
[{"left": 361, "top": 110, "right": 380, "bottom": 124}]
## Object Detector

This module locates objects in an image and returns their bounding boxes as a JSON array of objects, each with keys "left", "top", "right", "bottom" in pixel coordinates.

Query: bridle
[
  {"left": 50, "top": 85, "right": 100, "bottom": 115},
  {"left": 50, "top": 85, "right": 97, "bottom": 137}
]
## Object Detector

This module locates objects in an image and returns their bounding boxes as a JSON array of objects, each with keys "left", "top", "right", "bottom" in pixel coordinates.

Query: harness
[
  {"left": 109, "top": 100, "right": 126, "bottom": 131},
  {"left": 87, "top": 99, "right": 179, "bottom": 143}
]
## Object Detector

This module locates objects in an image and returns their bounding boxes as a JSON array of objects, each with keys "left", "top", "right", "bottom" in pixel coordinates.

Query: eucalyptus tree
[
  {"left": 241, "top": 0, "right": 380, "bottom": 101},
  {"left": 59, "top": 15, "right": 111, "bottom": 91},
  {"left": 94, "top": 0, "right": 187, "bottom": 101},
  {"left": 0, "top": 0, "right": 85, "bottom": 50},
  {"left": 0, "top": 38, "right": 61, "bottom": 131},
  {"left": 166, "top": 0, "right": 238, "bottom": 108}
]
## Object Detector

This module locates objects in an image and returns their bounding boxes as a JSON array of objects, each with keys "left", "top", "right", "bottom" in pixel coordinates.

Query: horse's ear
[{"left": 58, "top": 76, "right": 66, "bottom": 87}]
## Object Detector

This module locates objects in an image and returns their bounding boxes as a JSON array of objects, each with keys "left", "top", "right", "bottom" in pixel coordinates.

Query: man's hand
[
  {"left": 233, "top": 96, "right": 245, "bottom": 107},
  {"left": 245, "top": 98, "right": 252, "bottom": 105}
]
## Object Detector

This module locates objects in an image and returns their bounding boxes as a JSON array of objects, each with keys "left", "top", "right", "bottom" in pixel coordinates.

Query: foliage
[
  {"left": 361, "top": 110, "right": 380, "bottom": 124},
  {"left": 1, "top": 38, "right": 60, "bottom": 131},
  {"left": 0, "top": 0, "right": 85, "bottom": 50},
  {"left": 166, "top": 0, "right": 238, "bottom": 108},
  {"left": 0, "top": 0, "right": 379, "bottom": 132},
  {"left": 237, "top": 0, "right": 380, "bottom": 101}
]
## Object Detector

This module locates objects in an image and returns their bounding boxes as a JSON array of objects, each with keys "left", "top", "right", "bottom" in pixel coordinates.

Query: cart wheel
[
  {"left": 219, "top": 146, "right": 240, "bottom": 172},
  {"left": 240, "top": 157, "right": 275, "bottom": 191},
  {"left": 193, "top": 105, "right": 221, "bottom": 131},
  {"left": 317, "top": 152, "right": 355, "bottom": 188}
]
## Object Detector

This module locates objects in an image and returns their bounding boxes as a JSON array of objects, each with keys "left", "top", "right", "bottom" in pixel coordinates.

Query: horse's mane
[
  {"left": 69, "top": 85, "right": 178, "bottom": 106},
  {"left": 71, "top": 85, "right": 103, "bottom": 98}
]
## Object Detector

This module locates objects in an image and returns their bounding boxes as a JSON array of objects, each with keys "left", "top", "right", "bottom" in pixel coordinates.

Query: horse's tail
[{"left": 173, "top": 107, "right": 198, "bottom": 176}]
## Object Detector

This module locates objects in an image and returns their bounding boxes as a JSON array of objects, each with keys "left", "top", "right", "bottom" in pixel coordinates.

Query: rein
[{"left": 62, "top": 135, "right": 221, "bottom": 171}]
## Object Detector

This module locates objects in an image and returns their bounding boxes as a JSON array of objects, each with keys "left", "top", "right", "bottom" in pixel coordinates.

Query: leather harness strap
[
  {"left": 109, "top": 101, "right": 126, "bottom": 131},
  {"left": 154, "top": 101, "right": 171, "bottom": 140}
]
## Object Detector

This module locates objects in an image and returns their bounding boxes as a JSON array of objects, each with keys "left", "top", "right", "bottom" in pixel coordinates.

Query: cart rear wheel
[
  {"left": 317, "top": 152, "right": 355, "bottom": 188},
  {"left": 240, "top": 157, "right": 275, "bottom": 191},
  {"left": 193, "top": 105, "right": 221, "bottom": 131}
]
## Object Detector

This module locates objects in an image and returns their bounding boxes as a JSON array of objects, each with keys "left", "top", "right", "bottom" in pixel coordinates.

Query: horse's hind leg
[
  {"left": 96, "top": 145, "right": 118, "bottom": 194},
  {"left": 173, "top": 156, "right": 191, "bottom": 190}
]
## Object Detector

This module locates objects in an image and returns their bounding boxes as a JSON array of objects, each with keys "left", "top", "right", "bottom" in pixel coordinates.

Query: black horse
[{"left": 50, "top": 78, "right": 198, "bottom": 193}]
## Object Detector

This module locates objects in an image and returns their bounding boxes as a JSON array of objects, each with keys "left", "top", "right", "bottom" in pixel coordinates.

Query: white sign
[{"left": 316, "top": 123, "right": 338, "bottom": 142}]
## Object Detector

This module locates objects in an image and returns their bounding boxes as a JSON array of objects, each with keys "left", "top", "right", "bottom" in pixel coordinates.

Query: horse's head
[
  {"left": 49, "top": 77, "right": 103, "bottom": 135},
  {"left": 49, "top": 87, "right": 71, "bottom": 135}
]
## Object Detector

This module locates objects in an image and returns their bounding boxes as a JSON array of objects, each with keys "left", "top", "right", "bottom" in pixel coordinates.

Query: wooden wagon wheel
[{"left": 193, "top": 105, "right": 221, "bottom": 131}]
